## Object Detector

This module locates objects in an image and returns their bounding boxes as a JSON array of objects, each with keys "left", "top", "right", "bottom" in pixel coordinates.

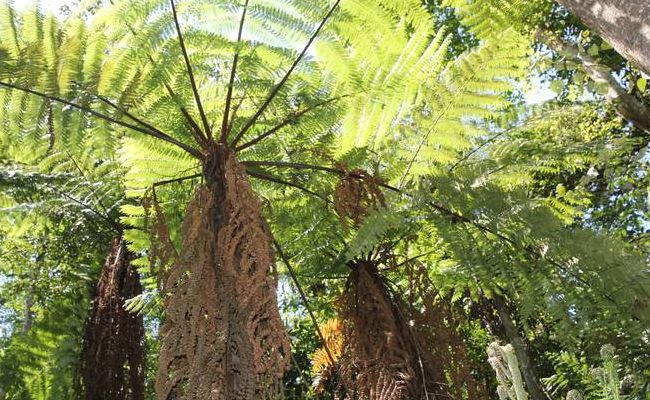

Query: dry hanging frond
[
  {"left": 339, "top": 260, "right": 421, "bottom": 400},
  {"left": 334, "top": 169, "right": 386, "bottom": 230},
  {"left": 311, "top": 318, "right": 345, "bottom": 394},
  {"left": 82, "top": 237, "right": 145, "bottom": 400},
  {"left": 155, "top": 146, "right": 290, "bottom": 400},
  {"left": 403, "top": 260, "right": 492, "bottom": 400},
  {"left": 142, "top": 192, "right": 178, "bottom": 290}
]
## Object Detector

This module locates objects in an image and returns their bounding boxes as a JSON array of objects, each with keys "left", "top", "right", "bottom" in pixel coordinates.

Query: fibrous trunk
[
  {"left": 340, "top": 260, "right": 423, "bottom": 400},
  {"left": 82, "top": 237, "right": 145, "bottom": 400},
  {"left": 156, "top": 145, "right": 290, "bottom": 400},
  {"left": 340, "top": 260, "right": 486, "bottom": 400}
]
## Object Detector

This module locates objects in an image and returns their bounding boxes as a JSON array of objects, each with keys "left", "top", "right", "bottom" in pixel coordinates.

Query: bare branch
[
  {"left": 152, "top": 173, "right": 201, "bottom": 189},
  {"left": 242, "top": 160, "right": 401, "bottom": 193},
  {"left": 246, "top": 169, "right": 332, "bottom": 204},
  {"left": 273, "top": 240, "right": 337, "bottom": 366},
  {"left": 97, "top": 95, "right": 182, "bottom": 145}
]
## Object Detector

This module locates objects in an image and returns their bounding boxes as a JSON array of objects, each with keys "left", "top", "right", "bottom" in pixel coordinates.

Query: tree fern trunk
[
  {"left": 555, "top": 0, "right": 650, "bottom": 76},
  {"left": 155, "top": 145, "right": 290, "bottom": 400},
  {"left": 82, "top": 237, "right": 145, "bottom": 400}
]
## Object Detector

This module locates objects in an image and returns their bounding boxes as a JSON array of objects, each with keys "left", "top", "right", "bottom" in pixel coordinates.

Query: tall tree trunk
[
  {"left": 155, "top": 145, "right": 290, "bottom": 400},
  {"left": 340, "top": 260, "right": 425, "bottom": 400},
  {"left": 540, "top": 30, "right": 650, "bottom": 134},
  {"left": 492, "top": 296, "right": 549, "bottom": 400},
  {"left": 82, "top": 236, "right": 145, "bottom": 400},
  {"left": 21, "top": 283, "right": 34, "bottom": 334},
  {"left": 555, "top": 0, "right": 650, "bottom": 76},
  {"left": 21, "top": 254, "right": 42, "bottom": 334}
]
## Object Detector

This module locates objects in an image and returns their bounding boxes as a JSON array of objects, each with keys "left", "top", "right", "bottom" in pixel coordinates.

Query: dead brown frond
[
  {"left": 142, "top": 192, "right": 178, "bottom": 290},
  {"left": 339, "top": 260, "right": 421, "bottom": 400},
  {"left": 334, "top": 257, "right": 491, "bottom": 400},
  {"left": 156, "top": 146, "right": 290, "bottom": 400},
  {"left": 402, "top": 261, "right": 492, "bottom": 400},
  {"left": 334, "top": 168, "right": 385, "bottom": 230},
  {"left": 82, "top": 237, "right": 145, "bottom": 400}
]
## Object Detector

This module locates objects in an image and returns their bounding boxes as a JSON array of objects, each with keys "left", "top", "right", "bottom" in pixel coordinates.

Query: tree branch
[
  {"left": 0, "top": 81, "right": 202, "bottom": 158},
  {"left": 539, "top": 29, "right": 650, "bottom": 134},
  {"left": 41, "top": 181, "right": 121, "bottom": 234},
  {"left": 96, "top": 95, "right": 181, "bottom": 145},
  {"left": 152, "top": 173, "right": 202, "bottom": 189},
  {"left": 246, "top": 169, "right": 332, "bottom": 204},
  {"left": 220, "top": 0, "right": 249, "bottom": 143},
  {"left": 273, "top": 240, "right": 337, "bottom": 366},
  {"left": 241, "top": 160, "right": 401, "bottom": 193},
  {"left": 235, "top": 93, "right": 354, "bottom": 152},
  {"left": 231, "top": 0, "right": 341, "bottom": 146},
  {"left": 170, "top": 0, "right": 212, "bottom": 141},
  {"left": 226, "top": 92, "right": 247, "bottom": 136}
]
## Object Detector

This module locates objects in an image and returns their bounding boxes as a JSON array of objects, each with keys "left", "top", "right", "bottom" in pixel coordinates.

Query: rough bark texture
[
  {"left": 541, "top": 31, "right": 650, "bottom": 134},
  {"left": 556, "top": 0, "right": 650, "bottom": 76},
  {"left": 339, "top": 260, "right": 476, "bottom": 400},
  {"left": 82, "top": 237, "right": 145, "bottom": 400},
  {"left": 155, "top": 145, "right": 290, "bottom": 400},
  {"left": 340, "top": 260, "right": 420, "bottom": 400}
]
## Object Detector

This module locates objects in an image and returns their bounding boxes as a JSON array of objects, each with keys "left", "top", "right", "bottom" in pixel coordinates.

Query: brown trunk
[
  {"left": 540, "top": 30, "right": 650, "bottom": 134},
  {"left": 555, "top": 0, "right": 650, "bottom": 76},
  {"left": 155, "top": 145, "right": 290, "bottom": 400},
  {"left": 82, "top": 237, "right": 145, "bottom": 400},
  {"left": 492, "top": 296, "right": 549, "bottom": 400},
  {"left": 340, "top": 260, "right": 422, "bottom": 400},
  {"left": 339, "top": 260, "right": 477, "bottom": 400}
]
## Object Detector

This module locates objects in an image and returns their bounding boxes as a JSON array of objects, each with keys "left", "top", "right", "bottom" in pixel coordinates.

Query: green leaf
[
  {"left": 550, "top": 80, "right": 564, "bottom": 94},
  {"left": 637, "top": 77, "right": 647, "bottom": 92}
]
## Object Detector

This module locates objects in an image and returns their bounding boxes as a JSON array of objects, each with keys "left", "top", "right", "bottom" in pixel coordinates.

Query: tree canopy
[{"left": 0, "top": 0, "right": 648, "bottom": 399}]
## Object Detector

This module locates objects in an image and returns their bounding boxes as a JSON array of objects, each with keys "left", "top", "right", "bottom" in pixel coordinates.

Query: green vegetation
[{"left": 0, "top": 0, "right": 647, "bottom": 399}]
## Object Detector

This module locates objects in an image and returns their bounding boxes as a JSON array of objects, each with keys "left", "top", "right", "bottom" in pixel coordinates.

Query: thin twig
[
  {"left": 246, "top": 169, "right": 332, "bottom": 204},
  {"left": 242, "top": 160, "right": 344, "bottom": 175},
  {"left": 235, "top": 93, "right": 354, "bottom": 152},
  {"left": 226, "top": 89, "right": 247, "bottom": 136},
  {"left": 152, "top": 173, "right": 202, "bottom": 189},
  {"left": 41, "top": 182, "right": 121, "bottom": 233},
  {"left": 397, "top": 47, "right": 490, "bottom": 189},
  {"left": 242, "top": 160, "right": 401, "bottom": 193},
  {"left": 65, "top": 150, "right": 113, "bottom": 223},
  {"left": 180, "top": 106, "right": 210, "bottom": 148},
  {"left": 97, "top": 95, "right": 179, "bottom": 147}
]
